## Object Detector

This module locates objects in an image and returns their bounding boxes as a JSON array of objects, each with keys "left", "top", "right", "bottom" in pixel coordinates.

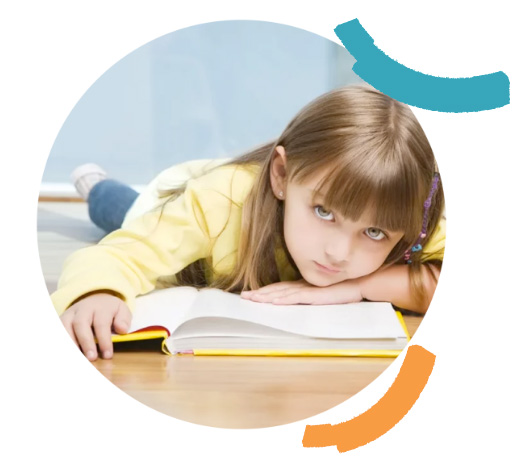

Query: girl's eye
[
  {"left": 365, "top": 227, "right": 386, "bottom": 241},
  {"left": 314, "top": 206, "right": 334, "bottom": 221}
]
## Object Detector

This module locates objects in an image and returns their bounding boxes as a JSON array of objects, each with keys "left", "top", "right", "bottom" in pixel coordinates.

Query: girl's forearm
[{"left": 355, "top": 264, "right": 440, "bottom": 314}]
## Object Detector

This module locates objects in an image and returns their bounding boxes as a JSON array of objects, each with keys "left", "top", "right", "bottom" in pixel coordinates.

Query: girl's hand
[
  {"left": 241, "top": 279, "right": 363, "bottom": 305},
  {"left": 60, "top": 292, "right": 132, "bottom": 361}
]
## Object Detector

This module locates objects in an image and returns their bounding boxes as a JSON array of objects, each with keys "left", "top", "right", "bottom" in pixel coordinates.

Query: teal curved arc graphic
[{"left": 335, "top": 19, "right": 510, "bottom": 113}]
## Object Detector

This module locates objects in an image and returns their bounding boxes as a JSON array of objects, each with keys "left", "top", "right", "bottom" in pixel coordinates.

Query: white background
[{"left": 1, "top": 0, "right": 531, "bottom": 457}]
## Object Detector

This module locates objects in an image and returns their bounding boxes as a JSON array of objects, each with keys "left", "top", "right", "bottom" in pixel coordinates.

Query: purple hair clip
[{"left": 404, "top": 173, "right": 440, "bottom": 264}]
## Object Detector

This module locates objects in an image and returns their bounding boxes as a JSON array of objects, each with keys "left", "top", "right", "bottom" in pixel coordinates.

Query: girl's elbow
[
  {"left": 419, "top": 264, "right": 441, "bottom": 313},
  {"left": 401, "top": 264, "right": 440, "bottom": 314}
]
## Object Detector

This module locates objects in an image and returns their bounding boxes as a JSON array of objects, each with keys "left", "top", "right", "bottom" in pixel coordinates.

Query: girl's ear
[{"left": 270, "top": 146, "right": 287, "bottom": 200}]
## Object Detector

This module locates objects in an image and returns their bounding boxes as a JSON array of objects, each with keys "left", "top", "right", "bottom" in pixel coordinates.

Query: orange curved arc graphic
[{"left": 302, "top": 344, "right": 436, "bottom": 452}]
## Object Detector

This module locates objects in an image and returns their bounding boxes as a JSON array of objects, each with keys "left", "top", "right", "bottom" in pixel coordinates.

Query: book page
[
  {"left": 183, "top": 289, "right": 406, "bottom": 339},
  {"left": 127, "top": 286, "right": 198, "bottom": 333}
]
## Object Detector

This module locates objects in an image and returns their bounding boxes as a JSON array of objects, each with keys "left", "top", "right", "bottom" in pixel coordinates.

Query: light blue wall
[{"left": 44, "top": 21, "right": 361, "bottom": 184}]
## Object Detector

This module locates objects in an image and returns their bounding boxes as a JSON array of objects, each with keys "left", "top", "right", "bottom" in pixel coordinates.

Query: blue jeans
[{"left": 88, "top": 179, "right": 139, "bottom": 233}]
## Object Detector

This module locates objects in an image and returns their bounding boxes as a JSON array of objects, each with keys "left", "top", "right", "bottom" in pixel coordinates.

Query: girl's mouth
[{"left": 314, "top": 261, "right": 341, "bottom": 274}]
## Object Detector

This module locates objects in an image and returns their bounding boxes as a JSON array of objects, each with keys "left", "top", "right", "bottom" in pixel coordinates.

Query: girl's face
[{"left": 281, "top": 173, "right": 405, "bottom": 286}]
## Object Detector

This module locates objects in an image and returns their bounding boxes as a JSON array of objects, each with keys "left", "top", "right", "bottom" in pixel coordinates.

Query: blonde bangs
[{"left": 290, "top": 145, "right": 424, "bottom": 241}]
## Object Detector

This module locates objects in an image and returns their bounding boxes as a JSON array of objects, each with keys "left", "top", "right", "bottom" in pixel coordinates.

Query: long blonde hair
[{"left": 166, "top": 85, "right": 444, "bottom": 305}]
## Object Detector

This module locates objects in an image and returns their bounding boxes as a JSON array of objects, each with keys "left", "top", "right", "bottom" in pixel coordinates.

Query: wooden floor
[{"left": 38, "top": 200, "right": 422, "bottom": 429}]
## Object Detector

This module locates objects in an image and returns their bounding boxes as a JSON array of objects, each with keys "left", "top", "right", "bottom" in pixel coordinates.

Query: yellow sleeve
[
  {"left": 50, "top": 165, "right": 254, "bottom": 316},
  {"left": 123, "top": 158, "right": 230, "bottom": 225},
  {"left": 420, "top": 218, "right": 446, "bottom": 262}
]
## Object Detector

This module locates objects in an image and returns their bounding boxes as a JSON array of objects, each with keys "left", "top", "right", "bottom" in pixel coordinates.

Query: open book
[{"left": 112, "top": 287, "right": 410, "bottom": 357}]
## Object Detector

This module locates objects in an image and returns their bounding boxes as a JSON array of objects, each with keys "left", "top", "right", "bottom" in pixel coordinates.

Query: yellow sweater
[{"left": 51, "top": 160, "right": 446, "bottom": 315}]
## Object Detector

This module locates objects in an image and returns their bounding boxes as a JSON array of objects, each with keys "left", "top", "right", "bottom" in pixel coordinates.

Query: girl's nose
[{"left": 324, "top": 235, "right": 351, "bottom": 264}]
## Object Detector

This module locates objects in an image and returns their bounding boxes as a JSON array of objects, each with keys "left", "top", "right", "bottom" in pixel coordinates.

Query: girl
[{"left": 52, "top": 85, "right": 445, "bottom": 361}]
